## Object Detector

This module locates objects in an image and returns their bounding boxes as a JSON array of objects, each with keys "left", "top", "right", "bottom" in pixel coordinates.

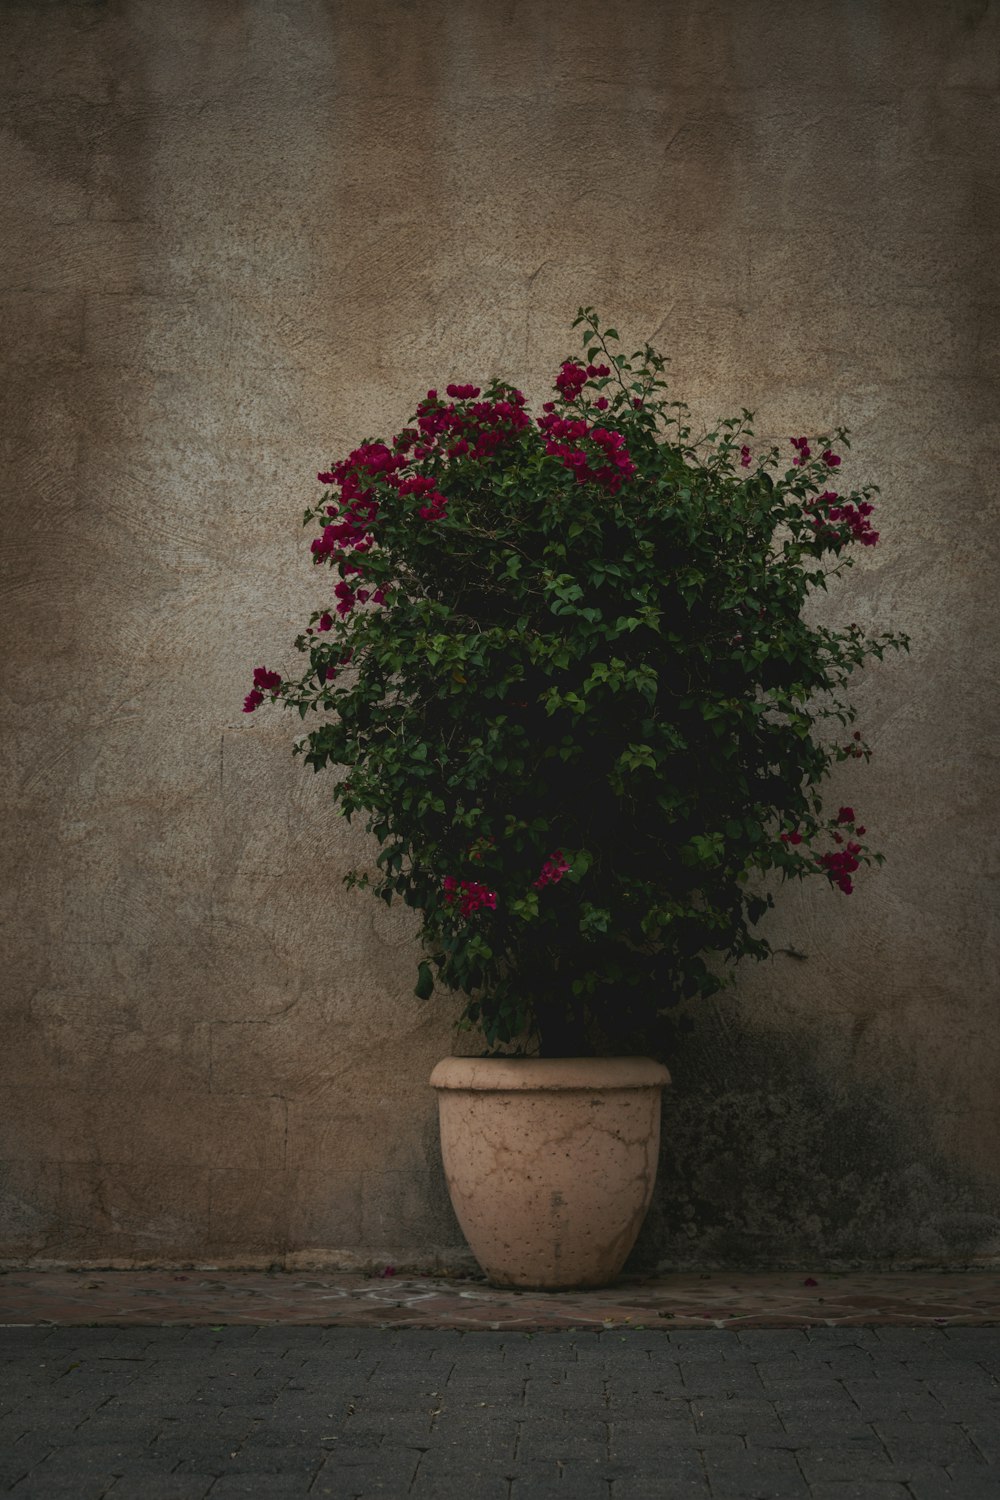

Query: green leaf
[{"left": 414, "top": 961, "right": 434, "bottom": 1000}]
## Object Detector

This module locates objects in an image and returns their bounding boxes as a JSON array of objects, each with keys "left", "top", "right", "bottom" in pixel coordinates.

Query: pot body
[{"left": 430, "top": 1055, "right": 670, "bottom": 1290}]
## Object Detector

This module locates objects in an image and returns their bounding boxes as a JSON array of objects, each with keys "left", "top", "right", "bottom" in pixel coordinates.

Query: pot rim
[{"left": 430, "top": 1055, "right": 670, "bottom": 1091}]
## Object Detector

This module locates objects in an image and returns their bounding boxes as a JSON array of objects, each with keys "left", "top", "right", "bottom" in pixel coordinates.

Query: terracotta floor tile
[{"left": 0, "top": 1268, "right": 998, "bottom": 1328}]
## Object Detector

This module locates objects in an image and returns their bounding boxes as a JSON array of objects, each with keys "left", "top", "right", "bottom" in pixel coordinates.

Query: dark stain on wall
[{"left": 630, "top": 1013, "right": 1000, "bottom": 1271}]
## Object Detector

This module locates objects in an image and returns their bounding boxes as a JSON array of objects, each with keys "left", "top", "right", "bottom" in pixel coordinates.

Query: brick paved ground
[{"left": 2, "top": 1325, "right": 999, "bottom": 1498}]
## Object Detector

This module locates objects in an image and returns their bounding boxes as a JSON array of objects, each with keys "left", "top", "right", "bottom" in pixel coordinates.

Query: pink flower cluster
[
  {"left": 398, "top": 473, "right": 448, "bottom": 521},
  {"left": 555, "top": 359, "right": 610, "bottom": 403},
  {"left": 300, "top": 362, "right": 623, "bottom": 655},
  {"left": 311, "top": 439, "right": 401, "bottom": 615},
  {"left": 780, "top": 807, "right": 867, "bottom": 894},
  {"left": 817, "top": 841, "right": 862, "bottom": 895},
  {"left": 791, "top": 438, "right": 841, "bottom": 471},
  {"left": 537, "top": 412, "right": 636, "bottom": 494},
  {"left": 832, "top": 807, "right": 866, "bottom": 844},
  {"left": 807, "top": 491, "right": 879, "bottom": 548},
  {"left": 533, "top": 849, "right": 570, "bottom": 888},
  {"left": 740, "top": 445, "right": 752, "bottom": 468},
  {"left": 443, "top": 876, "right": 498, "bottom": 918},
  {"left": 830, "top": 498, "right": 878, "bottom": 547},
  {"left": 331, "top": 577, "right": 384, "bottom": 617},
  {"left": 410, "top": 387, "right": 531, "bottom": 464},
  {"left": 259, "top": 380, "right": 535, "bottom": 715},
  {"left": 243, "top": 665, "right": 282, "bottom": 713},
  {"left": 311, "top": 411, "right": 493, "bottom": 615}
]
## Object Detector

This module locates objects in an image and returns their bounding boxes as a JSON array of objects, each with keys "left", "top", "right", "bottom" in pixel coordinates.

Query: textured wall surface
[{"left": 2, "top": 0, "right": 998, "bottom": 1270}]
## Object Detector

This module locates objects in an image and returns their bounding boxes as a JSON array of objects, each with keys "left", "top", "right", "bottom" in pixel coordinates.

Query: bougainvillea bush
[{"left": 245, "top": 310, "right": 907, "bottom": 1054}]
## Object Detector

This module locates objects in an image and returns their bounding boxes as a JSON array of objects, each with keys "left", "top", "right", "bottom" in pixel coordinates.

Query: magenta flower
[
  {"left": 555, "top": 361, "right": 589, "bottom": 402},
  {"left": 818, "top": 840, "right": 862, "bottom": 894},
  {"left": 443, "top": 876, "right": 498, "bottom": 919},
  {"left": 534, "top": 850, "right": 570, "bottom": 888}
]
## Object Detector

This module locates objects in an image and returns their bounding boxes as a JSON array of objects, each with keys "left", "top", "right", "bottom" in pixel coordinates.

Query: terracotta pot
[{"left": 430, "top": 1055, "right": 670, "bottom": 1290}]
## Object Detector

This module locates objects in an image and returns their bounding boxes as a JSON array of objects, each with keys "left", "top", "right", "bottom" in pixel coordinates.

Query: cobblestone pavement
[
  {"left": 2, "top": 1325, "right": 999, "bottom": 1499},
  {"left": 2, "top": 1269, "right": 999, "bottom": 1330}
]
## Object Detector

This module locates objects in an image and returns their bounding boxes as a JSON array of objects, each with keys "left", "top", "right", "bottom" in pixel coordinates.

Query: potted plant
[{"left": 245, "top": 309, "right": 907, "bottom": 1288}]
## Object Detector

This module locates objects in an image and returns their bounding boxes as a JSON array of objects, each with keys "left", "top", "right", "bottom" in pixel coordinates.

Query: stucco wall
[{"left": 2, "top": 0, "right": 998, "bottom": 1270}]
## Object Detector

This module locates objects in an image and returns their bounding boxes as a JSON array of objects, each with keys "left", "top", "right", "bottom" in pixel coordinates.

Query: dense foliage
[{"left": 246, "top": 310, "right": 907, "bottom": 1054}]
